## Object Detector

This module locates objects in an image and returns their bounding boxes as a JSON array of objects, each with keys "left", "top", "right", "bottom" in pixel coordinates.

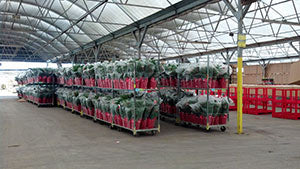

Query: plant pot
[
  {"left": 169, "top": 77, "right": 176, "bottom": 87},
  {"left": 117, "top": 115, "right": 122, "bottom": 126},
  {"left": 160, "top": 103, "right": 165, "bottom": 112},
  {"left": 180, "top": 112, "right": 185, "bottom": 121},
  {"left": 147, "top": 117, "right": 157, "bottom": 129},
  {"left": 141, "top": 119, "right": 147, "bottom": 129},
  {"left": 123, "top": 117, "right": 129, "bottom": 128},
  {"left": 202, "top": 116, "right": 207, "bottom": 125},
  {"left": 191, "top": 114, "right": 198, "bottom": 124},
  {"left": 47, "top": 76, "right": 52, "bottom": 83},
  {"left": 90, "top": 78, "right": 95, "bottom": 87},
  {"left": 208, "top": 115, "right": 214, "bottom": 125},
  {"left": 75, "top": 77, "right": 83, "bottom": 85},
  {"left": 59, "top": 99, "right": 64, "bottom": 106},
  {"left": 42, "top": 97, "right": 47, "bottom": 103},
  {"left": 74, "top": 104, "right": 81, "bottom": 112},
  {"left": 95, "top": 109, "right": 99, "bottom": 118},
  {"left": 96, "top": 79, "right": 101, "bottom": 87},
  {"left": 107, "top": 112, "right": 112, "bottom": 123},
  {"left": 214, "top": 116, "right": 219, "bottom": 125},
  {"left": 105, "top": 79, "right": 109, "bottom": 88},
  {"left": 135, "top": 78, "right": 141, "bottom": 88},
  {"left": 135, "top": 119, "right": 142, "bottom": 130},
  {"left": 88, "top": 108, "right": 94, "bottom": 116},
  {"left": 180, "top": 80, "right": 185, "bottom": 88},
  {"left": 171, "top": 105, "right": 177, "bottom": 114},
  {"left": 149, "top": 77, "right": 157, "bottom": 89},
  {"left": 202, "top": 79, "right": 208, "bottom": 88},
  {"left": 129, "top": 119, "right": 134, "bottom": 129},
  {"left": 219, "top": 78, "right": 227, "bottom": 88},
  {"left": 83, "top": 107, "right": 88, "bottom": 115},
  {"left": 129, "top": 78, "right": 134, "bottom": 89},
  {"left": 67, "top": 102, "right": 72, "bottom": 109},
  {"left": 123, "top": 79, "right": 127, "bottom": 89},
  {"left": 188, "top": 113, "right": 193, "bottom": 123},
  {"left": 97, "top": 110, "right": 100, "bottom": 119},
  {"left": 161, "top": 78, "right": 166, "bottom": 86},
  {"left": 125, "top": 78, "right": 130, "bottom": 89},
  {"left": 84, "top": 78, "right": 90, "bottom": 86},
  {"left": 38, "top": 76, "right": 42, "bottom": 82},
  {"left": 219, "top": 114, "right": 227, "bottom": 124},
  {"left": 114, "top": 115, "right": 118, "bottom": 124}
]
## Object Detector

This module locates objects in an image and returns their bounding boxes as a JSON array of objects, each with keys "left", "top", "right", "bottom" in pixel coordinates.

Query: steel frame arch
[
  {"left": 0, "top": 30, "right": 61, "bottom": 54},
  {"left": 0, "top": 22, "right": 66, "bottom": 53}
]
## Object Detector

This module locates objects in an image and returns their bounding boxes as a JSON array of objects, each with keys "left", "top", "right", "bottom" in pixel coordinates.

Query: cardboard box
[
  {"left": 289, "top": 61, "right": 300, "bottom": 84},
  {"left": 231, "top": 61, "right": 300, "bottom": 85}
]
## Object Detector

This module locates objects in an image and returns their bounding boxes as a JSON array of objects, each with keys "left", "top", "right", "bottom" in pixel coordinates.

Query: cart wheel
[
  {"left": 220, "top": 126, "right": 226, "bottom": 132},
  {"left": 205, "top": 126, "right": 211, "bottom": 132},
  {"left": 93, "top": 117, "right": 97, "bottom": 123},
  {"left": 151, "top": 131, "right": 157, "bottom": 136},
  {"left": 117, "top": 127, "right": 122, "bottom": 132},
  {"left": 182, "top": 122, "right": 188, "bottom": 127},
  {"left": 133, "top": 132, "right": 139, "bottom": 137},
  {"left": 109, "top": 124, "right": 114, "bottom": 129},
  {"left": 160, "top": 116, "right": 165, "bottom": 121}
]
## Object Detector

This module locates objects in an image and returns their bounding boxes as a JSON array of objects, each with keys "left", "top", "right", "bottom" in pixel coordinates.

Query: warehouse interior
[{"left": 1, "top": 0, "right": 300, "bottom": 169}]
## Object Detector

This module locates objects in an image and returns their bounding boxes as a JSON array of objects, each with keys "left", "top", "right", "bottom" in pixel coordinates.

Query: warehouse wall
[
  {"left": 230, "top": 61, "right": 300, "bottom": 85},
  {"left": 230, "top": 65, "right": 263, "bottom": 84},
  {"left": 266, "top": 63, "right": 291, "bottom": 84}
]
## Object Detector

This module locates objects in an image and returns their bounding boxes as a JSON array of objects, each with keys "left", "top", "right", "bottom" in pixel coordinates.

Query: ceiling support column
[{"left": 223, "top": 0, "right": 254, "bottom": 134}]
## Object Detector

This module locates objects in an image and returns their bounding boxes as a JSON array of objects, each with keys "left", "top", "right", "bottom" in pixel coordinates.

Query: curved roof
[{"left": 0, "top": 0, "right": 299, "bottom": 63}]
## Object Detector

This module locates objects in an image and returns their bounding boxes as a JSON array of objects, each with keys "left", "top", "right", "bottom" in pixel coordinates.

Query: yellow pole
[
  {"left": 237, "top": 57, "right": 243, "bottom": 134},
  {"left": 236, "top": 0, "right": 245, "bottom": 134}
]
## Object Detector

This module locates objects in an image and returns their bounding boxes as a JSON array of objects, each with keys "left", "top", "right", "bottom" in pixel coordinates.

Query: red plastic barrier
[
  {"left": 229, "top": 87, "right": 237, "bottom": 110},
  {"left": 272, "top": 88, "right": 300, "bottom": 120},
  {"left": 243, "top": 87, "right": 273, "bottom": 115}
]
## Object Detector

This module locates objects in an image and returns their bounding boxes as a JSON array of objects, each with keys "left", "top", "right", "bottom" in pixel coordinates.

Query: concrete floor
[{"left": 1, "top": 98, "right": 300, "bottom": 169}]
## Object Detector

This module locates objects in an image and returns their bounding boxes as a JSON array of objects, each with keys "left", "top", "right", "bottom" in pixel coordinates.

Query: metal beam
[
  {"left": 161, "top": 36, "right": 300, "bottom": 61},
  {"left": 229, "top": 55, "right": 300, "bottom": 64},
  {"left": 289, "top": 42, "right": 300, "bottom": 56},
  {"left": 0, "top": 69, "right": 27, "bottom": 71},
  {"left": 65, "top": 0, "right": 213, "bottom": 58},
  {"left": 262, "top": 19, "right": 300, "bottom": 27},
  {"left": 33, "top": 0, "right": 108, "bottom": 55},
  {"left": 0, "top": 44, "right": 23, "bottom": 48}
]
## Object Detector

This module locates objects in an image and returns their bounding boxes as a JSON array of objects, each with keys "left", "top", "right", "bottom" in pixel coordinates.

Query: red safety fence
[
  {"left": 228, "top": 86, "right": 300, "bottom": 120},
  {"left": 229, "top": 87, "right": 237, "bottom": 110},
  {"left": 243, "top": 87, "right": 272, "bottom": 115},
  {"left": 272, "top": 88, "right": 300, "bottom": 120}
]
